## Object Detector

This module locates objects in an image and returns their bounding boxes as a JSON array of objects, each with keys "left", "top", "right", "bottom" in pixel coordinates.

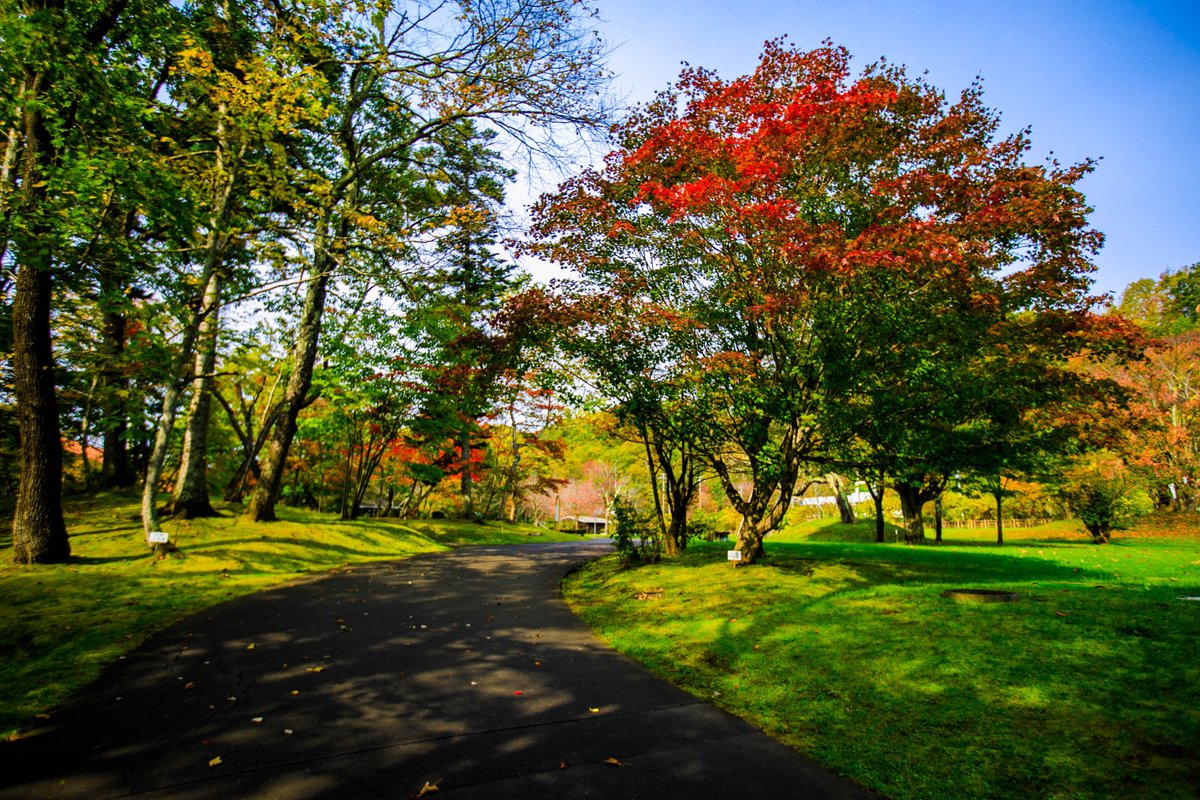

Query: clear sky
[{"left": 520, "top": 0, "right": 1200, "bottom": 299}]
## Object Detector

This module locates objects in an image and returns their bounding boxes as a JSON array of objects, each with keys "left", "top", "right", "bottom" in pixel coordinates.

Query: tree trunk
[
  {"left": 171, "top": 271, "right": 221, "bottom": 518},
  {"left": 827, "top": 473, "right": 856, "bottom": 524},
  {"left": 11, "top": 244, "right": 69, "bottom": 564},
  {"left": 244, "top": 241, "right": 334, "bottom": 522},
  {"left": 460, "top": 426, "right": 474, "bottom": 518},
  {"left": 9, "top": 63, "right": 69, "bottom": 564},
  {"left": 895, "top": 482, "right": 926, "bottom": 544},
  {"left": 500, "top": 409, "right": 522, "bottom": 522},
  {"left": 870, "top": 483, "right": 886, "bottom": 543},
  {"left": 733, "top": 516, "right": 769, "bottom": 564},
  {"left": 865, "top": 470, "right": 887, "bottom": 542},
  {"left": 934, "top": 495, "right": 943, "bottom": 543},
  {"left": 98, "top": 303, "right": 134, "bottom": 487},
  {"left": 141, "top": 261, "right": 220, "bottom": 538},
  {"left": 710, "top": 422, "right": 802, "bottom": 565},
  {"left": 78, "top": 374, "right": 97, "bottom": 488},
  {"left": 994, "top": 491, "right": 1004, "bottom": 546}
]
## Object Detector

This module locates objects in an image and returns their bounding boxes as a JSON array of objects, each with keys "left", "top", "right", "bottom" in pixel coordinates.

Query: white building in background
[{"left": 796, "top": 491, "right": 873, "bottom": 507}]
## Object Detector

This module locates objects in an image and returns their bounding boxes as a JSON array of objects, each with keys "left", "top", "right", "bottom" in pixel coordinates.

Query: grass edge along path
[
  {"left": 0, "top": 491, "right": 582, "bottom": 741},
  {"left": 563, "top": 518, "right": 1200, "bottom": 800}
]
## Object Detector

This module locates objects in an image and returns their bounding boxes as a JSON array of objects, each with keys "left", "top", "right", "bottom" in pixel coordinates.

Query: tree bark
[
  {"left": 827, "top": 473, "right": 856, "bottom": 524},
  {"left": 934, "top": 495, "right": 943, "bottom": 543},
  {"left": 244, "top": 234, "right": 334, "bottom": 522},
  {"left": 171, "top": 272, "right": 222, "bottom": 518},
  {"left": 11, "top": 244, "right": 69, "bottom": 563},
  {"left": 994, "top": 491, "right": 1004, "bottom": 546},
  {"left": 9, "top": 58, "right": 69, "bottom": 563},
  {"left": 98, "top": 301, "right": 135, "bottom": 487},
  {"left": 709, "top": 419, "right": 803, "bottom": 564},
  {"left": 867, "top": 474, "right": 886, "bottom": 543},
  {"left": 895, "top": 481, "right": 927, "bottom": 544}
]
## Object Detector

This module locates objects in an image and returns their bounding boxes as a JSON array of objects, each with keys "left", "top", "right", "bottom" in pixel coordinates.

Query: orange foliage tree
[{"left": 529, "top": 39, "right": 1125, "bottom": 559}]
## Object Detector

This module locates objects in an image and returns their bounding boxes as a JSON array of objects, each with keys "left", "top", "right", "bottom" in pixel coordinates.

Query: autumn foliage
[{"left": 529, "top": 39, "right": 1132, "bottom": 558}]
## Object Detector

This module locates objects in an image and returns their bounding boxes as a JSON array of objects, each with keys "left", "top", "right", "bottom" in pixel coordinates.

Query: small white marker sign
[
  {"left": 727, "top": 549, "right": 742, "bottom": 562},
  {"left": 148, "top": 531, "right": 170, "bottom": 544}
]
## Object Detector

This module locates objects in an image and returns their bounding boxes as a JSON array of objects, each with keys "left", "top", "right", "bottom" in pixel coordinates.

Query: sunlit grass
[
  {"left": 0, "top": 490, "right": 576, "bottom": 740},
  {"left": 564, "top": 515, "right": 1200, "bottom": 800}
]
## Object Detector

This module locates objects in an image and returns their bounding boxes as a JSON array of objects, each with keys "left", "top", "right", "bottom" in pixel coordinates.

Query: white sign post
[
  {"left": 727, "top": 549, "right": 742, "bottom": 562},
  {"left": 148, "top": 531, "right": 170, "bottom": 544}
]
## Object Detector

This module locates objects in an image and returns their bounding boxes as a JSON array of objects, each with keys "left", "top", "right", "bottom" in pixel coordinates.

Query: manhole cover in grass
[{"left": 941, "top": 589, "right": 1020, "bottom": 603}]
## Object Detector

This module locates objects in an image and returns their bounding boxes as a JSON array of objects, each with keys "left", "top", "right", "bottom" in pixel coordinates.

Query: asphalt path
[{"left": 0, "top": 541, "right": 879, "bottom": 799}]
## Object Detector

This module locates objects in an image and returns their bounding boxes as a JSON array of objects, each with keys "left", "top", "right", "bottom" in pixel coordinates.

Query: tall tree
[
  {"left": 244, "top": 0, "right": 613, "bottom": 522},
  {"left": 1107, "top": 265, "right": 1200, "bottom": 511},
  {"left": 406, "top": 121, "right": 519, "bottom": 518},
  {"left": 2, "top": 0, "right": 182, "bottom": 562},
  {"left": 531, "top": 39, "right": 1120, "bottom": 560},
  {"left": 142, "top": 0, "right": 325, "bottom": 533}
]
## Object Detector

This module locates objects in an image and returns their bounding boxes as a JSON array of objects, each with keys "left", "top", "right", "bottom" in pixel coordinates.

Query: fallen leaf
[
  {"left": 283, "top": 729, "right": 294, "bottom": 735},
  {"left": 559, "top": 761, "right": 568, "bottom": 769},
  {"left": 251, "top": 717, "right": 263, "bottom": 724},
  {"left": 291, "top": 690, "right": 300, "bottom": 696},
  {"left": 605, "top": 757, "right": 623, "bottom": 767},
  {"left": 416, "top": 780, "right": 440, "bottom": 796},
  {"left": 589, "top": 707, "right": 600, "bottom": 713},
  {"left": 513, "top": 691, "right": 523, "bottom": 696},
  {"left": 246, "top": 643, "right": 255, "bottom": 650},
  {"left": 306, "top": 666, "right": 326, "bottom": 673},
  {"left": 1055, "top": 611, "right": 1069, "bottom": 617},
  {"left": 208, "top": 757, "right": 223, "bottom": 767},
  {"left": 183, "top": 682, "right": 195, "bottom": 690}
]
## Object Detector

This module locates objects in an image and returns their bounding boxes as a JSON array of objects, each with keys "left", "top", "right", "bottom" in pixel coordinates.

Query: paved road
[{"left": 0, "top": 541, "right": 879, "bottom": 799}]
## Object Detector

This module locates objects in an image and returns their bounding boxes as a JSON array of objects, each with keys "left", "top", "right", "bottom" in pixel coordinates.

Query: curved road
[{"left": 0, "top": 541, "right": 878, "bottom": 799}]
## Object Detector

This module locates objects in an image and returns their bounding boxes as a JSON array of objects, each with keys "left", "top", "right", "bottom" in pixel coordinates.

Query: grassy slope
[
  {"left": 564, "top": 516, "right": 1200, "bottom": 800},
  {"left": 0, "top": 491, "right": 579, "bottom": 740}
]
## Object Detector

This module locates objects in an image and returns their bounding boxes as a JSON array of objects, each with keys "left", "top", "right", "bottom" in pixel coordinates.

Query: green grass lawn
[
  {"left": 564, "top": 515, "right": 1200, "bottom": 800},
  {"left": 0, "top": 491, "right": 578, "bottom": 740}
]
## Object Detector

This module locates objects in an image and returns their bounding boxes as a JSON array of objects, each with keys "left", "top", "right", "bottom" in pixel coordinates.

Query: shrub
[
  {"left": 1053, "top": 454, "right": 1152, "bottom": 543},
  {"left": 611, "top": 496, "right": 661, "bottom": 566}
]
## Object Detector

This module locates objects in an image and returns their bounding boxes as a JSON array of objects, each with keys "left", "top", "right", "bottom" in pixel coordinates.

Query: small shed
[{"left": 563, "top": 515, "right": 609, "bottom": 535}]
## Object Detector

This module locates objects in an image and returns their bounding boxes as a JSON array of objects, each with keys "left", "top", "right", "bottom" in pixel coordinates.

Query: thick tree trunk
[
  {"left": 244, "top": 248, "right": 332, "bottom": 522},
  {"left": 11, "top": 249, "right": 69, "bottom": 564},
  {"left": 733, "top": 517, "right": 769, "bottom": 563},
  {"left": 171, "top": 271, "right": 222, "bottom": 518},
  {"left": 9, "top": 61, "right": 69, "bottom": 564},
  {"left": 895, "top": 482, "right": 926, "bottom": 544}
]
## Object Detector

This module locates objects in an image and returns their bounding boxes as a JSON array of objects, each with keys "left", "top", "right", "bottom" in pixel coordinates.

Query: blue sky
[{"left": 526, "top": 0, "right": 1199, "bottom": 298}]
